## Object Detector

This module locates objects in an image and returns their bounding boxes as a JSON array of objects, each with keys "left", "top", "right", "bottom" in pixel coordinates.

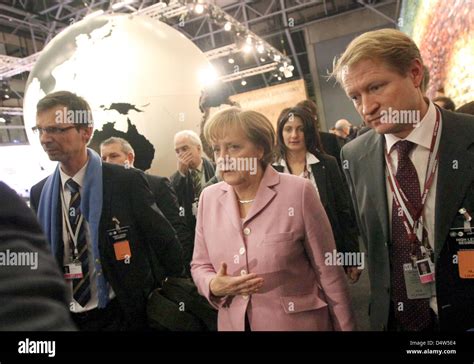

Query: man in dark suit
[
  {"left": 334, "top": 29, "right": 474, "bottom": 331},
  {"left": 170, "top": 130, "right": 215, "bottom": 239},
  {"left": 100, "top": 136, "right": 194, "bottom": 274},
  {"left": 0, "top": 181, "right": 76, "bottom": 331},
  {"left": 30, "top": 91, "right": 184, "bottom": 330}
]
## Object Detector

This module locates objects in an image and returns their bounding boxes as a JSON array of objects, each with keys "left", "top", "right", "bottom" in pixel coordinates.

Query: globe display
[{"left": 23, "top": 14, "right": 213, "bottom": 176}]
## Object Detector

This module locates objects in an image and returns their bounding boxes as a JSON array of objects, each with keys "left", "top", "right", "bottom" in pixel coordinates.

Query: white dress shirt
[
  {"left": 60, "top": 161, "right": 114, "bottom": 312},
  {"left": 275, "top": 152, "right": 320, "bottom": 197},
  {"left": 384, "top": 101, "right": 440, "bottom": 314}
]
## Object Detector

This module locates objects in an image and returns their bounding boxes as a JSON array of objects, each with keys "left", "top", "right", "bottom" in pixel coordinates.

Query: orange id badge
[
  {"left": 458, "top": 250, "right": 474, "bottom": 279},
  {"left": 107, "top": 226, "right": 132, "bottom": 261},
  {"left": 449, "top": 228, "right": 474, "bottom": 279}
]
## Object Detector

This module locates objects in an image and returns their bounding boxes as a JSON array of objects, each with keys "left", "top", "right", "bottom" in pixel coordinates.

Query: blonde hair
[
  {"left": 330, "top": 28, "right": 422, "bottom": 84},
  {"left": 204, "top": 107, "right": 275, "bottom": 166}
]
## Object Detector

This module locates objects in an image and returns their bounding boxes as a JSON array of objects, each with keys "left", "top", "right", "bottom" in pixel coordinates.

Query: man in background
[
  {"left": 100, "top": 137, "right": 194, "bottom": 274},
  {"left": 171, "top": 130, "right": 215, "bottom": 241}
]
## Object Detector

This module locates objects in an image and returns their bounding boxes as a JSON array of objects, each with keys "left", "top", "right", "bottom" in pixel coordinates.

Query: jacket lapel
[
  {"left": 360, "top": 132, "right": 390, "bottom": 242},
  {"left": 243, "top": 167, "right": 278, "bottom": 224},
  {"left": 435, "top": 111, "right": 474, "bottom": 260},
  {"left": 311, "top": 162, "right": 328, "bottom": 206},
  {"left": 218, "top": 183, "right": 243, "bottom": 234}
]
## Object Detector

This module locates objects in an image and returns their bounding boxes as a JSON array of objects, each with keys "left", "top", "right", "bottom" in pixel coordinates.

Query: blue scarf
[{"left": 37, "top": 148, "right": 109, "bottom": 308}]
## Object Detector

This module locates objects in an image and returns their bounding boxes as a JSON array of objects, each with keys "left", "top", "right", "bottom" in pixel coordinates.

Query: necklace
[{"left": 239, "top": 199, "right": 255, "bottom": 204}]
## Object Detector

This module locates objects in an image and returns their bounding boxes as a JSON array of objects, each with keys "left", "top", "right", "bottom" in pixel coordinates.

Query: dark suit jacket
[
  {"left": 341, "top": 109, "right": 474, "bottom": 331},
  {"left": 0, "top": 182, "right": 75, "bottom": 331},
  {"left": 143, "top": 173, "right": 194, "bottom": 273},
  {"left": 319, "top": 131, "right": 343, "bottom": 168},
  {"left": 170, "top": 158, "right": 215, "bottom": 236},
  {"left": 273, "top": 152, "right": 359, "bottom": 255},
  {"left": 30, "top": 163, "right": 184, "bottom": 330}
]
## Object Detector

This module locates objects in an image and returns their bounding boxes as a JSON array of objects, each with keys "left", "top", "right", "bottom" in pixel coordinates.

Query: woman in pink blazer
[{"left": 191, "top": 107, "right": 356, "bottom": 331}]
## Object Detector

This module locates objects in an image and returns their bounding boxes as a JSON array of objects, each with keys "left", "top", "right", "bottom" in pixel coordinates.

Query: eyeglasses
[{"left": 32, "top": 125, "right": 77, "bottom": 135}]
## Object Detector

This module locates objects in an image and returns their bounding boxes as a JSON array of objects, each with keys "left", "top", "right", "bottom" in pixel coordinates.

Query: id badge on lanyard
[
  {"left": 60, "top": 188, "right": 85, "bottom": 280},
  {"left": 386, "top": 108, "right": 441, "bottom": 286}
]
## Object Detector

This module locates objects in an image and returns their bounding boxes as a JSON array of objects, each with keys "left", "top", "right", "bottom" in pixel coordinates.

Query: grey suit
[{"left": 341, "top": 108, "right": 474, "bottom": 331}]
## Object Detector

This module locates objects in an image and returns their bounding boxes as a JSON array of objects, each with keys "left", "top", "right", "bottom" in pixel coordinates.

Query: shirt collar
[
  {"left": 385, "top": 101, "right": 437, "bottom": 154},
  {"left": 60, "top": 159, "right": 89, "bottom": 191},
  {"left": 194, "top": 159, "right": 203, "bottom": 173},
  {"left": 274, "top": 152, "right": 320, "bottom": 168}
]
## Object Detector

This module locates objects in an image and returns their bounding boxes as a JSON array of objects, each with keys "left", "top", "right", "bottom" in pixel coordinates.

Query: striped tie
[
  {"left": 65, "top": 178, "right": 91, "bottom": 307},
  {"left": 191, "top": 169, "right": 203, "bottom": 198}
]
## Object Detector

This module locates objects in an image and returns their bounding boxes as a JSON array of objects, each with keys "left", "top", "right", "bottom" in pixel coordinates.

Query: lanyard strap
[
  {"left": 385, "top": 108, "right": 441, "bottom": 244},
  {"left": 60, "top": 187, "right": 84, "bottom": 259}
]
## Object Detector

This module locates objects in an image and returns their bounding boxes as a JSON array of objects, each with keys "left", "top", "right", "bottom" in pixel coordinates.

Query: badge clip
[
  {"left": 459, "top": 208, "right": 472, "bottom": 222},
  {"left": 112, "top": 216, "right": 121, "bottom": 230}
]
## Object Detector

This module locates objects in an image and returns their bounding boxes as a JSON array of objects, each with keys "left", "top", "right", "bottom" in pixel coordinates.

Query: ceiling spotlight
[
  {"left": 241, "top": 80, "right": 247, "bottom": 86},
  {"left": 259, "top": 57, "right": 265, "bottom": 62},
  {"left": 273, "top": 54, "right": 281, "bottom": 62},
  {"left": 228, "top": 58, "right": 235, "bottom": 64},
  {"left": 246, "top": 36, "right": 253, "bottom": 45},
  {"left": 256, "top": 44, "right": 265, "bottom": 54},
  {"left": 194, "top": 4, "right": 204, "bottom": 14},
  {"left": 243, "top": 44, "right": 252, "bottom": 53},
  {"left": 278, "top": 76, "right": 282, "bottom": 81},
  {"left": 224, "top": 22, "right": 232, "bottom": 31}
]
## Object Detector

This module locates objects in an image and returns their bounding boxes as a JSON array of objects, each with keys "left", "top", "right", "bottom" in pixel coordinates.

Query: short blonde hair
[
  {"left": 204, "top": 107, "right": 275, "bottom": 166},
  {"left": 330, "top": 28, "right": 422, "bottom": 84}
]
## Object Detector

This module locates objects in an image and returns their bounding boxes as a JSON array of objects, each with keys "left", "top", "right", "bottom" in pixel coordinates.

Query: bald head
[{"left": 334, "top": 119, "right": 352, "bottom": 138}]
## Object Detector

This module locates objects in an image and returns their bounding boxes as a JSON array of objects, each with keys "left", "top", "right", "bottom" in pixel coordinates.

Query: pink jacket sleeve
[
  {"left": 301, "top": 179, "right": 356, "bottom": 331},
  {"left": 190, "top": 191, "right": 227, "bottom": 310}
]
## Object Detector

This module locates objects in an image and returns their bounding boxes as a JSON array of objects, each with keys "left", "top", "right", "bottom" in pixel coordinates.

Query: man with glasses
[{"left": 30, "top": 91, "right": 184, "bottom": 330}]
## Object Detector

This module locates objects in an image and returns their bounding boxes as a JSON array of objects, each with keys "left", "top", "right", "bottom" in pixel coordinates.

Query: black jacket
[
  {"left": 143, "top": 173, "right": 194, "bottom": 274},
  {"left": 30, "top": 163, "right": 184, "bottom": 330},
  {"left": 0, "top": 182, "right": 75, "bottom": 330},
  {"left": 170, "top": 158, "right": 215, "bottom": 236}
]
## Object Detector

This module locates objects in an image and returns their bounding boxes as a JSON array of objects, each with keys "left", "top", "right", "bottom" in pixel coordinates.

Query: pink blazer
[{"left": 191, "top": 166, "right": 356, "bottom": 331}]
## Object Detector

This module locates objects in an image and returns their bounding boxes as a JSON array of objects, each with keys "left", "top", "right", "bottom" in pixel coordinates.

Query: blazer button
[
  {"left": 240, "top": 269, "right": 247, "bottom": 275},
  {"left": 243, "top": 227, "right": 251, "bottom": 236},
  {"left": 239, "top": 247, "right": 246, "bottom": 255}
]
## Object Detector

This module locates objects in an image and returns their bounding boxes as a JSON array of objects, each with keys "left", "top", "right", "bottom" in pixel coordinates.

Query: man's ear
[
  {"left": 83, "top": 126, "right": 94, "bottom": 144},
  {"left": 127, "top": 152, "right": 135, "bottom": 165},
  {"left": 410, "top": 58, "right": 424, "bottom": 88}
]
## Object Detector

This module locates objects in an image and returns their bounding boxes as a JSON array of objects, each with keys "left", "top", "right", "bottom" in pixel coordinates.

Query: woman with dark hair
[{"left": 273, "top": 107, "right": 361, "bottom": 283}]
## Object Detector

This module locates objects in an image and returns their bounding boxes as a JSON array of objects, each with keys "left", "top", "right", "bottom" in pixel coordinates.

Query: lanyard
[
  {"left": 60, "top": 187, "right": 84, "bottom": 260},
  {"left": 385, "top": 107, "right": 441, "bottom": 245}
]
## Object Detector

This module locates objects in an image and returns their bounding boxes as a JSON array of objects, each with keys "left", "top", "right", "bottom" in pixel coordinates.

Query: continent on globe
[
  {"left": 90, "top": 118, "right": 155, "bottom": 172},
  {"left": 100, "top": 102, "right": 149, "bottom": 115}
]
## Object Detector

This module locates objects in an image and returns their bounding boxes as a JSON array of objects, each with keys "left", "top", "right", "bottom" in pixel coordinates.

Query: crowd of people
[{"left": 2, "top": 28, "right": 474, "bottom": 332}]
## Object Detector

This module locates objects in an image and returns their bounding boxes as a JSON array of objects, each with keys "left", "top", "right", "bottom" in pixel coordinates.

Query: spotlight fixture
[
  {"left": 228, "top": 58, "right": 235, "bottom": 64},
  {"left": 256, "top": 44, "right": 265, "bottom": 54},
  {"left": 194, "top": 4, "right": 205, "bottom": 14},
  {"left": 243, "top": 44, "right": 252, "bottom": 53},
  {"left": 224, "top": 21, "right": 232, "bottom": 31},
  {"left": 241, "top": 80, "right": 247, "bottom": 86}
]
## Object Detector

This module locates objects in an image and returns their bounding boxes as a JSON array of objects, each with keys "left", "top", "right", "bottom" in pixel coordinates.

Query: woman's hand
[{"left": 209, "top": 262, "right": 264, "bottom": 297}]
